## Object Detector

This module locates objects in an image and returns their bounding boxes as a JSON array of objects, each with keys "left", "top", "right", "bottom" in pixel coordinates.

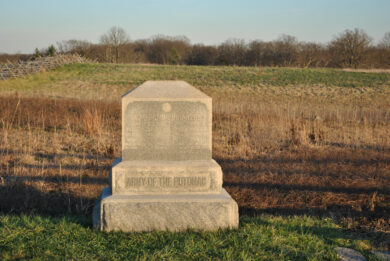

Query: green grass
[
  {"left": 0, "top": 63, "right": 389, "bottom": 103},
  {"left": 0, "top": 214, "right": 379, "bottom": 260},
  {"left": 58, "top": 63, "right": 390, "bottom": 88}
]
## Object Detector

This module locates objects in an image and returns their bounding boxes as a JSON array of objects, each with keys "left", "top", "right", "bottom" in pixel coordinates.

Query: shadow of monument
[
  {"left": 224, "top": 181, "right": 390, "bottom": 195},
  {"left": 0, "top": 148, "right": 117, "bottom": 161},
  {"left": 0, "top": 147, "right": 112, "bottom": 218},
  {"left": 0, "top": 181, "right": 98, "bottom": 217}
]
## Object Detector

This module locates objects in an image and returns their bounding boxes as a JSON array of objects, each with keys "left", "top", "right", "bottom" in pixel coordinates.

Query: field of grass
[
  {"left": 0, "top": 63, "right": 389, "bottom": 103},
  {"left": 0, "top": 63, "right": 389, "bottom": 259},
  {"left": 0, "top": 214, "right": 380, "bottom": 260}
]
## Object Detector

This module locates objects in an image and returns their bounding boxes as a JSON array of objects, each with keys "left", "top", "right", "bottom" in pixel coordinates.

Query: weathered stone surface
[
  {"left": 93, "top": 81, "right": 239, "bottom": 232},
  {"left": 110, "top": 158, "right": 223, "bottom": 195},
  {"left": 93, "top": 187, "right": 239, "bottom": 232},
  {"left": 335, "top": 247, "right": 366, "bottom": 261},
  {"left": 121, "top": 81, "right": 212, "bottom": 161}
]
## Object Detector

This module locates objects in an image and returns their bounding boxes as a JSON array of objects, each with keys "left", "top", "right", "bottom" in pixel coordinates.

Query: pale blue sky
[{"left": 1, "top": 0, "right": 389, "bottom": 53}]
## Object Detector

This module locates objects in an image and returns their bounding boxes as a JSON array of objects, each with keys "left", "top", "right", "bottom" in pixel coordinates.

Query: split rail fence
[{"left": 0, "top": 54, "right": 88, "bottom": 80}]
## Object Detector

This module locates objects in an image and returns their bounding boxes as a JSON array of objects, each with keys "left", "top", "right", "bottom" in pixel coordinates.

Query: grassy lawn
[{"left": 0, "top": 214, "right": 379, "bottom": 260}]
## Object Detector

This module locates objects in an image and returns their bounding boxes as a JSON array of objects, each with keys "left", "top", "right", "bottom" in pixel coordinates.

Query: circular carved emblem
[{"left": 162, "top": 103, "right": 171, "bottom": 112}]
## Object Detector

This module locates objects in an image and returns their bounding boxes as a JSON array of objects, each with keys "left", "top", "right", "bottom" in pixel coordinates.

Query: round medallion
[{"left": 162, "top": 103, "right": 171, "bottom": 112}]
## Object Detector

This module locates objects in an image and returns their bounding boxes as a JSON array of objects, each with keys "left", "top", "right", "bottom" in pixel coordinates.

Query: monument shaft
[{"left": 123, "top": 100, "right": 211, "bottom": 161}]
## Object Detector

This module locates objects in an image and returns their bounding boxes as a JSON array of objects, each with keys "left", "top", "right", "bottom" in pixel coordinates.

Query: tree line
[{"left": 2, "top": 27, "right": 390, "bottom": 68}]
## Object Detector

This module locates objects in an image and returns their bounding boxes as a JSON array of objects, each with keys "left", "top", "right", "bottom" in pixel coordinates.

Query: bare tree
[
  {"left": 145, "top": 35, "right": 190, "bottom": 64},
  {"left": 100, "top": 26, "right": 130, "bottom": 63},
  {"left": 297, "top": 42, "right": 325, "bottom": 68},
  {"left": 20, "top": 28, "right": 390, "bottom": 68},
  {"left": 329, "top": 28, "right": 372, "bottom": 68},
  {"left": 273, "top": 34, "right": 299, "bottom": 66},
  {"left": 217, "top": 38, "right": 247, "bottom": 65},
  {"left": 379, "top": 31, "right": 390, "bottom": 49},
  {"left": 374, "top": 31, "right": 390, "bottom": 68},
  {"left": 187, "top": 44, "right": 218, "bottom": 65},
  {"left": 57, "top": 39, "right": 91, "bottom": 56},
  {"left": 246, "top": 40, "right": 265, "bottom": 66}
]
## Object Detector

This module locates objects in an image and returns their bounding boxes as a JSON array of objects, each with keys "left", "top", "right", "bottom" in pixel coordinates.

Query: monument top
[
  {"left": 121, "top": 80, "right": 212, "bottom": 161},
  {"left": 122, "top": 81, "right": 210, "bottom": 99}
]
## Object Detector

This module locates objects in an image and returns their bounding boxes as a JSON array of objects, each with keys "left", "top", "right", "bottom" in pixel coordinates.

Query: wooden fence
[{"left": 0, "top": 54, "right": 89, "bottom": 80}]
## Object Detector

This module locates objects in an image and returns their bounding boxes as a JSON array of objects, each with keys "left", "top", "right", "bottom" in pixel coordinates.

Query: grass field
[
  {"left": 1, "top": 63, "right": 389, "bottom": 103},
  {"left": 0, "top": 63, "right": 389, "bottom": 259},
  {"left": 0, "top": 215, "right": 379, "bottom": 260}
]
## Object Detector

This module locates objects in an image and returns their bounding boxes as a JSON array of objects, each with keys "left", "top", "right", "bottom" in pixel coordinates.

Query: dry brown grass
[
  {"left": 0, "top": 93, "right": 389, "bottom": 245},
  {"left": 342, "top": 68, "right": 390, "bottom": 74}
]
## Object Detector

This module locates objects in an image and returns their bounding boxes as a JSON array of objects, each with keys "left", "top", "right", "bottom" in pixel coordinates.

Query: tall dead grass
[
  {"left": 213, "top": 95, "right": 389, "bottom": 157},
  {"left": 0, "top": 94, "right": 389, "bottom": 244}
]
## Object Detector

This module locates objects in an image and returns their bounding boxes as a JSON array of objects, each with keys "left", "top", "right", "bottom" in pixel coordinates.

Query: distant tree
[
  {"left": 168, "top": 47, "right": 181, "bottom": 64},
  {"left": 146, "top": 35, "right": 190, "bottom": 64},
  {"left": 0, "top": 53, "right": 32, "bottom": 63},
  {"left": 100, "top": 26, "right": 130, "bottom": 63},
  {"left": 46, "top": 45, "right": 57, "bottom": 56},
  {"left": 146, "top": 36, "right": 171, "bottom": 64},
  {"left": 21, "top": 28, "right": 390, "bottom": 68},
  {"left": 86, "top": 44, "right": 109, "bottom": 62},
  {"left": 132, "top": 39, "right": 149, "bottom": 63},
  {"left": 32, "top": 48, "right": 42, "bottom": 60},
  {"left": 273, "top": 34, "right": 299, "bottom": 66},
  {"left": 217, "top": 39, "right": 246, "bottom": 65},
  {"left": 329, "top": 28, "right": 372, "bottom": 68},
  {"left": 379, "top": 31, "right": 390, "bottom": 49},
  {"left": 246, "top": 40, "right": 266, "bottom": 66},
  {"left": 187, "top": 44, "right": 218, "bottom": 65},
  {"left": 376, "top": 31, "right": 390, "bottom": 68},
  {"left": 297, "top": 42, "right": 325, "bottom": 68},
  {"left": 57, "top": 39, "right": 91, "bottom": 56}
]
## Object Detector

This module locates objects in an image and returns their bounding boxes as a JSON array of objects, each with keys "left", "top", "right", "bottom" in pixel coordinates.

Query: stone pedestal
[
  {"left": 93, "top": 81, "right": 238, "bottom": 232},
  {"left": 93, "top": 187, "right": 238, "bottom": 232}
]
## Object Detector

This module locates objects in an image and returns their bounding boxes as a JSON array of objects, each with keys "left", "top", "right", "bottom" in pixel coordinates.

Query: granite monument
[{"left": 93, "top": 80, "right": 238, "bottom": 232}]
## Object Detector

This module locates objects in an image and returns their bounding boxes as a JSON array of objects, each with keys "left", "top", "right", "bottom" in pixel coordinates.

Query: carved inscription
[
  {"left": 114, "top": 168, "right": 212, "bottom": 192},
  {"left": 123, "top": 101, "right": 211, "bottom": 161},
  {"left": 125, "top": 176, "right": 207, "bottom": 188}
]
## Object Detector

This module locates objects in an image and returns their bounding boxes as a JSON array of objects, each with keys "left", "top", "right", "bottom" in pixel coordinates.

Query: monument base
[
  {"left": 110, "top": 158, "right": 223, "bottom": 195},
  {"left": 93, "top": 187, "right": 239, "bottom": 232}
]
